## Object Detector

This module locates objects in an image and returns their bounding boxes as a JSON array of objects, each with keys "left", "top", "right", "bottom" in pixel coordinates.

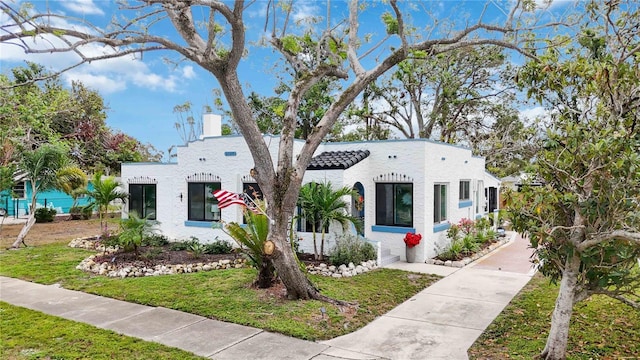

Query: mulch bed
[
  {"left": 92, "top": 246, "right": 243, "bottom": 267},
  {"left": 92, "top": 245, "right": 325, "bottom": 268}
]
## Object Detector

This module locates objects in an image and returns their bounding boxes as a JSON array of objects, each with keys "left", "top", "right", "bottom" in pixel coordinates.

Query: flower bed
[
  {"left": 69, "top": 236, "right": 247, "bottom": 278},
  {"left": 426, "top": 235, "right": 510, "bottom": 268},
  {"left": 428, "top": 217, "right": 510, "bottom": 268},
  {"left": 70, "top": 236, "right": 376, "bottom": 278}
]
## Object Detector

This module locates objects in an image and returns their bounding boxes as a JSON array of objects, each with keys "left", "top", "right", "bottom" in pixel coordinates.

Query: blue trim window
[
  {"left": 128, "top": 184, "right": 156, "bottom": 220},
  {"left": 188, "top": 182, "right": 221, "bottom": 221},
  {"left": 459, "top": 180, "right": 470, "bottom": 201},
  {"left": 375, "top": 183, "right": 413, "bottom": 227},
  {"left": 434, "top": 183, "right": 447, "bottom": 223}
]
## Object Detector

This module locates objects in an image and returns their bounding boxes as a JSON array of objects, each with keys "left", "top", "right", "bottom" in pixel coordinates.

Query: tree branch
[{"left": 578, "top": 230, "right": 640, "bottom": 251}]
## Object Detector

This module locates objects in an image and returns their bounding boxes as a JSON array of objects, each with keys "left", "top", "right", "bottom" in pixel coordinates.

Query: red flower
[{"left": 403, "top": 232, "right": 422, "bottom": 248}]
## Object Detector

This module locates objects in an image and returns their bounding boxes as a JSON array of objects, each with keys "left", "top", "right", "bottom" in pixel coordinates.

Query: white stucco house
[{"left": 121, "top": 114, "right": 500, "bottom": 264}]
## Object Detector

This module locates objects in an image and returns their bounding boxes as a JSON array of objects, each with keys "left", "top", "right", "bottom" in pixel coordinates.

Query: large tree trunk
[
  {"left": 269, "top": 212, "right": 349, "bottom": 305},
  {"left": 270, "top": 221, "right": 319, "bottom": 299},
  {"left": 12, "top": 214, "right": 35, "bottom": 248},
  {"left": 256, "top": 257, "right": 275, "bottom": 289},
  {"left": 540, "top": 252, "right": 582, "bottom": 360}
]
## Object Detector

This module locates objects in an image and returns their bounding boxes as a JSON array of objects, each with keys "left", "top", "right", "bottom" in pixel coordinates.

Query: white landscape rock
[{"left": 70, "top": 235, "right": 376, "bottom": 279}]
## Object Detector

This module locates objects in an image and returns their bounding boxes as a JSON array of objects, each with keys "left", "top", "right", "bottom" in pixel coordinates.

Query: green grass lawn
[
  {"left": 0, "top": 302, "right": 208, "bottom": 360},
  {"left": 4, "top": 241, "right": 636, "bottom": 358},
  {"left": 0, "top": 243, "right": 440, "bottom": 340},
  {"left": 468, "top": 274, "right": 640, "bottom": 359}
]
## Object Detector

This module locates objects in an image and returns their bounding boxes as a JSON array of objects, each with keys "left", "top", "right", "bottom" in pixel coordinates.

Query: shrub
[
  {"left": 187, "top": 241, "right": 206, "bottom": 259},
  {"left": 169, "top": 237, "right": 199, "bottom": 251},
  {"left": 439, "top": 239, "right": 465, "bottom": 261},
  {"left": 475, "top": 230, "right": 489, "bottom": 244},
  {"left": 141, "top": 247, "right": 163, "bottom": 261},
  {"left": 81, "top": 205, "right": 93, "bottom": 220},
  {"left": 225, "top": 212, "right": 275, "bottom": 288},
  {"left": 204, "top": 239, "right": 234, "bottom": 254},
  {"left": 446, "top": 224, "right": 461, "bottom": 241},
  {"left": 328, "top": 234, "right": 376, "bottom": 266},
  {"left": 475, "top": 217, "right": 491, "bottom": 232},
  {"left": 69, "top": 206, "right": 83, "bottom": 220},
  {"left": 98, "top": 232, "right": 120, "bottom": 249},
  {"left": 459, "top": 218, "right": 475, "bottom": 234},
  {"left": 142, "top": 233, "right": 169, "bottom": 247},
  {"left": 117, "top": 214, "right": 156, "bottom": 255},
  {"left": 461, "top": 234, "right": 480, "bottom": 255},
  {"left": 34, "top": 208, "right": 56, "bottom": 223}
]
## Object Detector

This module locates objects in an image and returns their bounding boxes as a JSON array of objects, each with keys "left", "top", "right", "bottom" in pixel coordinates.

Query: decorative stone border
[
  {"left": 68, "top": 235, "right": 119, "bottom": 253},
  {"left": 69, "top": 236, "right": 375, "bottom": 278},
  {"left": 69, "top": 236, "right": 247, "bottom": 278},
  {"left": 76, "top": 254, "right": 247, "bottom": 278},
  {"left": 306, "top": 260, "right": 378, "bottom": 278},
  {"left": 424, "top": 235, "right": 511, "bottom": 268}
]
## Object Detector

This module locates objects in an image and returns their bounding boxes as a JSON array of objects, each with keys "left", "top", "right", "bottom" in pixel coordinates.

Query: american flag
[{"left": 212, "top": 189, "right": 260, "bottom": 213}]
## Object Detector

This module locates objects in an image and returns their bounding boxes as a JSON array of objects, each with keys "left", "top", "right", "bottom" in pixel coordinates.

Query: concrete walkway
[{"left": 0, "top": 232, "right": 536, "bottom": 360}]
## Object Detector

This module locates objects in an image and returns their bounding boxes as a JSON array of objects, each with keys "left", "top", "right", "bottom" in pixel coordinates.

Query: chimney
[{"left": 201, "top": 113, "right": 222, "bottom": 138}]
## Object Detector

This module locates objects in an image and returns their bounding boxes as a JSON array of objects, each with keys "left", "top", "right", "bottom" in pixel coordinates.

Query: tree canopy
[{"left": 0, "top": 63, "right": 161, "bottom": 175}]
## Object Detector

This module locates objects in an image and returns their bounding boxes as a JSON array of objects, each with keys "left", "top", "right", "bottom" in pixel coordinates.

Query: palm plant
[
  {"left": 85, "top": 172, "right": 128, "bottom": 233},
  {"left": 299, "top": 181, "right": 362, "bottom": 260},
  {"left": 118, "top": 212, "right": 156, "bottom": 257},
  {"left": 298, "top": 182, "right": 321, "bottom": 259},
  {"left": 56, "top": 166, "right": 88, "bottom": 215},
  {"left": 12, "top": 144, "right": 70, "bottom": 248},
  {"left": 225, "top": 210, "right": 274, "bottom": 288}
]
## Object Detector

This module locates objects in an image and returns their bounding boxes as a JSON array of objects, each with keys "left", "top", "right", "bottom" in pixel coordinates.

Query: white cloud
[
  {"left": 182, "top": 66, "right": 196, "bottom": 79},
  {"left": 0, "top": 29, "right": 185, "bottom": 94},
  {"left": 61, "top": 0, "right": 105, "bottom": 16},
  {"left": 519, "top": 106, "right": 550, "bottom": 127},
  {"left": 132, "top": 72, "right": 178, "bottom": 93},
  {"left": 64, "top": 72, "right": 127, "bottom": 94},
  {"left": 247, "top": 2, "right": 268, "bottom": 19},
  {"left": 293, "top": 3, "right": 321, "bottom": 24}
]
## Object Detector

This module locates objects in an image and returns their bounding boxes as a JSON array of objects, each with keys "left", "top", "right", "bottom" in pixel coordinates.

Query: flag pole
[{"left": 242, "top": 193, "right": 275, "bottom": 225}]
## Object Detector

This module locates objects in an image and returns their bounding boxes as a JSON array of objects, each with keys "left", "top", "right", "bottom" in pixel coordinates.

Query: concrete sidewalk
[
  {"left": 322, "top": 232, "right": 536, "bottom": 360},
  {"left": 0, "top": 232, "right": 536, "bottom": 360}
]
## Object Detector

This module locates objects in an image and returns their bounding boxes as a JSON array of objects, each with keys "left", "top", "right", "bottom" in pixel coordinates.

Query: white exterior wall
[{"left": 122, "top": 134, "right": 498, "bottom": 262}]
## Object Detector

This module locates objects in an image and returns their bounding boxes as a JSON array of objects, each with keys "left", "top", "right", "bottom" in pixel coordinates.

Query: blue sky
[{"left": 0, "top": 0, "right": 567, "bottom": 158}]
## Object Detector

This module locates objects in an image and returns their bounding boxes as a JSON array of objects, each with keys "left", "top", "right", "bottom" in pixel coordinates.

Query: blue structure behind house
[{"left": 0, "top": 181, "right": 94, "bottom": 218}]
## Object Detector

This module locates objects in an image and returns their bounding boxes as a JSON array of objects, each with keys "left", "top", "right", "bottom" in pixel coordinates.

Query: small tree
[
  {"left": 85, "top": 172, "right": 128, "bottom": 234},
  {"left": 12, "top": 144, "right": 69, "bottom": 248},
  {"left": 510, "top": 3, "right": 640, "bottom": 358},
  {"left": 298, "top": 181, "right": 361, "bottom": 260}
]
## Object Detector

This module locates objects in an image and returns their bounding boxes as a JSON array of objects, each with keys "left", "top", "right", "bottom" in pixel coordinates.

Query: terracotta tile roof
[{"left": 307, "top": 150, "right": 370, "bottom": 170}]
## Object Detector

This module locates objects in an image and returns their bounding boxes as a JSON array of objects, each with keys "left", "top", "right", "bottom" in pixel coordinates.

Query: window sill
[
  {"left": 184, "top": 220, "right": 214, "bottom": 228},
  {"left": 371, "top": 225, "right": 415, "bottom": 234},
  {"left": 458, "top": 200, "right": 473, "bottom": 208},
  {"left": 433, "top": 222, "right": 451, "bottom": 233}
]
